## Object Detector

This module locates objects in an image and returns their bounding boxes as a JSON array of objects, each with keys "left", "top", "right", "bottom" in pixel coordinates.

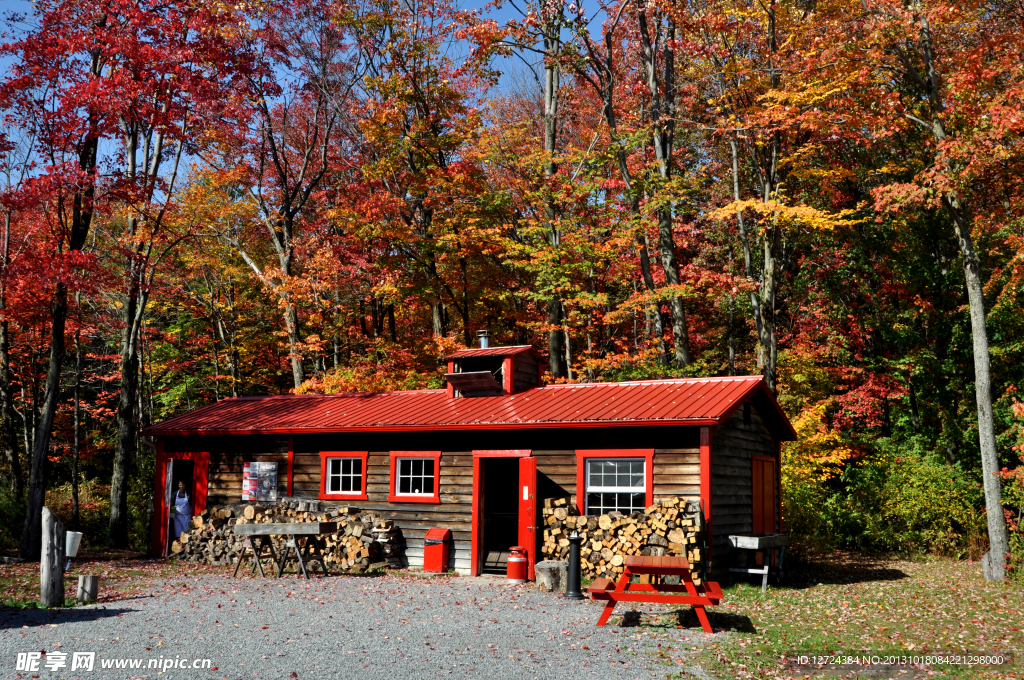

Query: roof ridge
[
  {"left": 221, "top": 375, "right": 763, "bottom": 400},
  {"left": 535, "top": 375, "right": 763, "bottom": 389}
]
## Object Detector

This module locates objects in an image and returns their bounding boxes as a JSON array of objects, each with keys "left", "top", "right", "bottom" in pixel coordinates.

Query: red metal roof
[
  {"left": 443, "top": 345, "right": 537, "bottom": 360},
  {"left": 143, "top": 375, "right": 795, "bottom": 440}
]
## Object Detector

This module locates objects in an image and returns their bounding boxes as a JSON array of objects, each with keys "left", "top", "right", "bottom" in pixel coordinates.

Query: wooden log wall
[
  {"left": 513, "top": 353, "right": 539, "bottom": 392},
  {"left": 164, "top": 426, "right": 710, "bottom": 575},
  {"left": 710, "top": 405, "right": 779, "bottom": 578}
]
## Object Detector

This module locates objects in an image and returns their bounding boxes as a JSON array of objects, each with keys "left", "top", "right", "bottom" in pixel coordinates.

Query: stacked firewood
[
  {"left": 541, "top": 496, "right": 705, "bottom": 585},
  {"left": 169, "top": 500, "right": 405, "bottom": 573}
]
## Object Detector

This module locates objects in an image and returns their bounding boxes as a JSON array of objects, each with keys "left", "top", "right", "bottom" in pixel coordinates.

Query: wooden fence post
[{"left": 40, "top": 507, "right": 66, "bottom": 608}]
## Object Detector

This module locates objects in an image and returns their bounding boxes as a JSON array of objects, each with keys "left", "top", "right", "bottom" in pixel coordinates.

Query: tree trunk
[
  {"left": 109, "top": 289, "right": 139, "bottom": 549},
  {"left": 0, "top": 214, "right": 21, "bottom": 500},
  {"left": 431, "top": 300, "right": 447, "bottom": 338},
  {"left": 20, "top": 284, "right": 69, "bottom": 560},
  {"left": 944, "top": 196, "right": 1008, "bottom": 580},
  {"left": 903, "top": 4, "right": 1009, "bottom": 579},
  {"left": 40, "top": 506, "right": 65, "bottom": 607},
  {"left": 638, "top": 12, "right": 690, "bottom": 369},
  {"left": 72, "top": 317, "right": 82, "bottom": 531},
  {"left": 657, "top": 208, "right": 691, "bottom": 367},
  {"left": 543, "top": 26, "right": 564, "bottom": 378},
  {"left": 283, "top": 301, "right": 304, "bottom": 389}
]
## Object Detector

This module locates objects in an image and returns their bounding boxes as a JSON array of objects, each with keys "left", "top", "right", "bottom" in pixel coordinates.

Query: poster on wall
[
  {"left": 242, "top": 462, "right": 252, "bottom": 500},
  {"left": 242, "top": 462, "right": 278, "bottom": 502}
]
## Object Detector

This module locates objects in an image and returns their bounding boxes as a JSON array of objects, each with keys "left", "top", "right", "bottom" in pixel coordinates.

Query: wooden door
[
  {"left": 752, "top": 456, "right": 776, "bottom": 534},
  {"left": 518, "top": 456, "right": 538, "bottom": 580}
]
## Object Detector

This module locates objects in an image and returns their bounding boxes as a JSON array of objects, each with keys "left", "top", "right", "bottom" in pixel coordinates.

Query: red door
[
  {"left": 752, "top": 456, "right": 776, "bottom": 534},
  {"left": 518, "top": 457, "right": 538, "bottom": 580}
]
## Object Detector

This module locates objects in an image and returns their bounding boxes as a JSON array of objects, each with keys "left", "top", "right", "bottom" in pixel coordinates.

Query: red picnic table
[{"left": 587, "top": 555, "right": 724, "bottom": 632}]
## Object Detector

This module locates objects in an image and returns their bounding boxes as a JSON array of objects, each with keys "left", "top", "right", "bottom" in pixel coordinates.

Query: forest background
[{"left": 0, "top": 0, "right": 1021, "bottom": 578}]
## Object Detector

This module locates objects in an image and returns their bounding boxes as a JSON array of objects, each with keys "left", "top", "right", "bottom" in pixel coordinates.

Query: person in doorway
[{"left": 171, "top": 481, "right": 191, "bottom": 538}]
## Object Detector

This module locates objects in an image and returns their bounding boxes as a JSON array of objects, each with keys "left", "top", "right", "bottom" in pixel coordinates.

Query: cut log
[{"left": 77, "top": 575, "right": 99, "bottom": 602}]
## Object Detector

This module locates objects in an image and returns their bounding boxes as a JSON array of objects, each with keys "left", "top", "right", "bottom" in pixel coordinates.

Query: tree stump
[
  {"left": 77, "top": 575, "right": 99, "bottom": 602},
  {"left": 40, "top": 507, "right": 66, "bottom": 608},
  {"left": 534, "top": 560, "right": 567, "bottom": 593}
]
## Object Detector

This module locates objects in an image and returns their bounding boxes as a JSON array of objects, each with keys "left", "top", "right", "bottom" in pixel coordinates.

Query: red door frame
[
  {"left": 471, "top": 450, "right": 532, "bottom": 577},
  {"left": 151, "top": 440, "right": 210, "bottom": 556}
]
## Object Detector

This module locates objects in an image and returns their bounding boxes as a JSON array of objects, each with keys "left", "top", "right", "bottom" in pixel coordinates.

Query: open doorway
[
  {"left": 165, "top": 459, "right": 195, "bottom": 553},
  {"left": 481, "top": 457, "right": 519, "bottom": 574}
]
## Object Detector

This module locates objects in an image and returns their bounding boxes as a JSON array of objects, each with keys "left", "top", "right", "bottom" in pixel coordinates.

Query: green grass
[
  {"left": 645, "top": 553, "right": 1023, "bottom": 679},
  {"left": 2, "top": 597, "right": 79, "bottom": 609}
]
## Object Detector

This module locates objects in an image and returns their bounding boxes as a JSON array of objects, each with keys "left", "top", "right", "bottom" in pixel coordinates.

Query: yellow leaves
[
  {"left": 712, "top": 199, "right": 859, "bottom": 231},
  {"left": 783, "top": 399, "right": 858, "bottom": 484}
]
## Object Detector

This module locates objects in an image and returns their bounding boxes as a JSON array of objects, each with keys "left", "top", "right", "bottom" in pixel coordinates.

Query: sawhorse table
[
  {"left": 727, "top": 533, "right": 787, "bottom": 591},
  {"left": 233, "top": 522, "right": 336, "bottom": 579},
  {"left": 588, "top": 555, "right": 723, "bottom": 633}
]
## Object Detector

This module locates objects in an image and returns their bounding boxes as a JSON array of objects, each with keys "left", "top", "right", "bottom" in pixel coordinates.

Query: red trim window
[
  {"left": 389, "top": 451, "right": 442, "bottom": 503},
  {"left": 319, "top": 451, "right": 369, "bottom": 501},
  {"left": 575, "top": 449, "right": 655, "bottom": 515}
]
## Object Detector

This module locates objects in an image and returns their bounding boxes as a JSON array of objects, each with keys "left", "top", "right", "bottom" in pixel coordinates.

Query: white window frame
[
  {"left": 584, "top": 458, "right": 647, "bottom": 515},
  {"left": 325, "top": 457, "right": 364, "bottom": 496},
  {"left": 394, "top": 456, "right": 436, "bottom": 497}
]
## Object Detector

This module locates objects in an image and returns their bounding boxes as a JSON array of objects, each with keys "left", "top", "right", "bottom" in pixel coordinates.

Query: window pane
[
  {"left": 352, "top": 476, "right": 362, "bottom": 492},
  {"left": 329, "top": 476, "right": 340, "bottom": 492},
  {"left": 411, "top": 478, "right": 422, "bottom": 494},
  {"left": 352, "top": 460, "right": 362, "bottom": 474},
  {"left": 412, "top": 459, "right": 423, "bottom": 476},
  {"left": 422, "top": 476, "right": 434, "bottom": 494},
  {"left": 399, "top": 476, "right": 410, "bottom": 493},
  {"left": 423, "top": 459, "right": 434, "bottom": 476},
  {"left": 341, "top": 476, "right": 352, "bottom": 492},
  {"left": 399, "top": 459, "right": 411, "bottom": 476},
  {"left": 329, "top": 459, "right": 340, "bottom": 475}
]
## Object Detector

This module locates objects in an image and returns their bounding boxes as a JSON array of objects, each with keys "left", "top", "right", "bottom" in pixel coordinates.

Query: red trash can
[
  {"left": 507, "top": 546, "right": 527, "bottom": 584},
  {"left": 423, "top": 528, "right": 451, "bottom": 573}
]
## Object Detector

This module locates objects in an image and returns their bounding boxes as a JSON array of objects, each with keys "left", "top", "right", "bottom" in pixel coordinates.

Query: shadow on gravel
[{"left": 0, "top": 606, "right": 137, "bottom": 630}]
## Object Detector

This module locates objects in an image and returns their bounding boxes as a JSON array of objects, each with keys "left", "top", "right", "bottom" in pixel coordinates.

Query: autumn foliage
[{"left": 0, "top": 0, "right": 1021, "bottom": 568}]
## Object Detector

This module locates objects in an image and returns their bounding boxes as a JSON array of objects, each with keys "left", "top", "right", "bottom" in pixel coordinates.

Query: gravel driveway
[{"left": 1, "top": 572, "right": 711, "bottom": 680}]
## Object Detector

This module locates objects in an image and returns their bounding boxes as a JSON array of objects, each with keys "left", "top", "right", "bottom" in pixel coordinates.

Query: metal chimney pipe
[{"left": 476, "top": 330, "right": 490, "bottom": 349}]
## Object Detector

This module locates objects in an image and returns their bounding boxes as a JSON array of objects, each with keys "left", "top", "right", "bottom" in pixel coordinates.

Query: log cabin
[{"left": 144, "top": 343, "right": 796, "bottom": 579}]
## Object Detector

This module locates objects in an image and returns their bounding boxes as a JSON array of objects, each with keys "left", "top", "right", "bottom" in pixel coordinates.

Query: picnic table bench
[
  {"left": 587, "top": 555, "right": 723, "bottom": 633},
  {"left": 232, "top": 522, "right": 336, "bottom": 579}
]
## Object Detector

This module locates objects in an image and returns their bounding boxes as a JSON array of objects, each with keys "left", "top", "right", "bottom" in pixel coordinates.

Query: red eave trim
[{"left": 145, "top": 417, "right": 724, "bottom": 437}]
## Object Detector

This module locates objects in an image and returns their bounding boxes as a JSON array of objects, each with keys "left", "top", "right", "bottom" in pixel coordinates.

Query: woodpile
[
  {"left": 541, "top": 496, "right": 705, "bottom": 585},
  {"left": 169, "top": 499, "right": 405, "bottom": 573}
]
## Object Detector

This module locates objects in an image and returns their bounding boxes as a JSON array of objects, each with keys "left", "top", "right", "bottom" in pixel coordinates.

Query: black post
[{"left": 563, "top": 532, "right": 584, "bottom": 600}]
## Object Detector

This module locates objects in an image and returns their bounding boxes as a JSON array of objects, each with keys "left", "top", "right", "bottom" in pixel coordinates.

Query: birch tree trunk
[
  {"left": 40, "top": 507, "right": 65, "bottom": 607},
  {"left": 887, "top": 3, "right": 1009, "bottom": 579}
]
